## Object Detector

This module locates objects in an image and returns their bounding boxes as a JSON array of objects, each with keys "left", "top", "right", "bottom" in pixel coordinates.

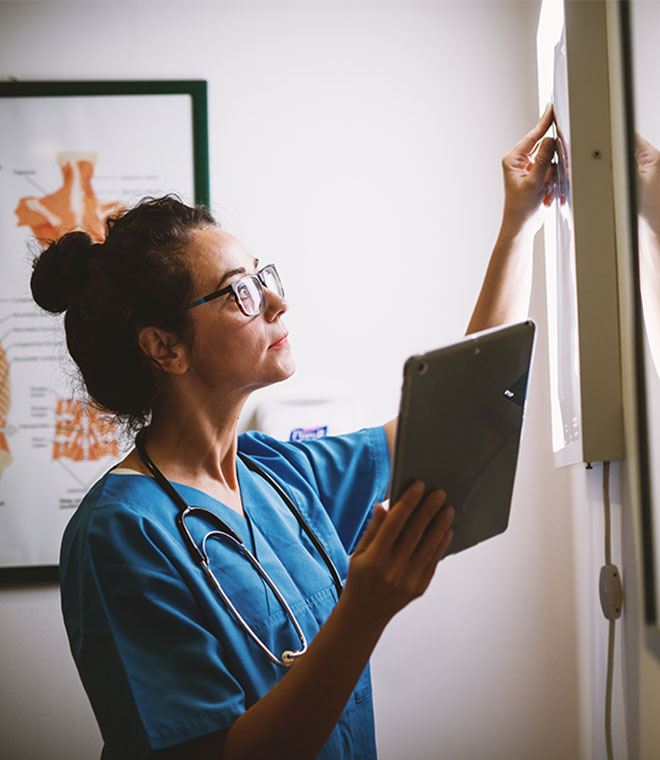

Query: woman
[{"left": 31, "top": 108, "right": 554, "bottom": 759}]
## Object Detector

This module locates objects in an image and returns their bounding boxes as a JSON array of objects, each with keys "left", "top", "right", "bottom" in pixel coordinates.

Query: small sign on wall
[{"left": 253, "top": 399, "right": 350, "bottom": 443}]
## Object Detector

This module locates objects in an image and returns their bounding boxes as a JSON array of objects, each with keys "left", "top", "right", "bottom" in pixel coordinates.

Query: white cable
[
  {"left": 606, "top": 619, "right": 615, "bottom": 760},
  {"left": 603, "top": 461, "right": 612, "bottom": 566},
  {"left": 602, "top": 460, "right": 614, "bottom": 760}
]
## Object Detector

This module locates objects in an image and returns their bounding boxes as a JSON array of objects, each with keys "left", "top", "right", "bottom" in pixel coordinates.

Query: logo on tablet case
[{"left": 503, "top": 372, "right": 529, "bottom": 407}]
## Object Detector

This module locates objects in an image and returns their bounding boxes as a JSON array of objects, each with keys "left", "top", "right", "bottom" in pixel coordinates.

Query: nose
[{"left": 263, "top": 287, "right": 287, "bottom": 321}]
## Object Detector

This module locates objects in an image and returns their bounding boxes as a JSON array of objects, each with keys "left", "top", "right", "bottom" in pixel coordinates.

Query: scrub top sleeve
[
  {"left": 78, "top": 514, "right": 247, "bottom": 755},
  {"left": 241, "top": 426, "right": 391, "bottom": 553}
]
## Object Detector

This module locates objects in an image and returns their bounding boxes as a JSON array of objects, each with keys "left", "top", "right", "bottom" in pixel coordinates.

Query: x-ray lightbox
[{"left": 537, "top": 0, "right": 624, "bottom": 466}]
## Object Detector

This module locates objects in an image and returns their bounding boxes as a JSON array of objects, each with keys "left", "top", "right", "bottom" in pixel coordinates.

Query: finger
[
  {"left": 398, "top": 506, "right": 454, "bottom": 590},
  {"left": 422, "top": 528, "right": 455, "bottom": 583},
  {"left": 526, "top": 137, "right": 557, "bottom": 188},
  {"left": 438, "top": 527, "right": 455, "bottom": 560},
  {"left": 394, "top": 489, "right": 447, "bottom": 558},
  {"left": 376, "top": 481, "right": 426, "bottom": 552},
  {"left": 420, "top": 509, "right": 455, "bottom": 567},
  {"left": 413, "top": 522, "right": 455, "bottom": 595},
  {"left": 416, "top": 506, "right": 455, "bottom": 560},
  {"left": 636, "top": 131, "right": 651, "bottom": 153},
  {"left": 353, "top": 503, "right": 387, "bottom": 555},
  {"left": 543, "top": 163, "right": 558, "bottom": 206},
  {"left": 511, "top": 106, "right": 554, "bottom": 159},
  {"left": 534, "top": 136, "right": 556, "bottom": 167},
  {"left": 635, "top": 132, "right": 660, "bottom": 167},
  {"left": 436, "top": 512, "right": 455, "bottom": 556}
]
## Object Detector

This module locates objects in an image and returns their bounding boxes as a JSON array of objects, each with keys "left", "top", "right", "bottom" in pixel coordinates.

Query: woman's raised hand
[
  {"left": 344, "top": 482, "right": 455, "bottom": 626},
  {"left": 500, "top": 104, "right": 557, "bottom": 237}
]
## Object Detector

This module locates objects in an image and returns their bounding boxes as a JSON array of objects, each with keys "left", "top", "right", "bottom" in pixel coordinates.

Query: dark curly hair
[{"left": 30, "top": 195, "right": 216, "bottom": 430}]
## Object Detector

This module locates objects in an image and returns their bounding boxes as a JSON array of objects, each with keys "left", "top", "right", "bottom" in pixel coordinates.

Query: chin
[
  {"left": 278, "top": 358, "right": 296, "bottom": 383},
  {"left": 260, "top": 356, "right": 295, "bottom": 389}
]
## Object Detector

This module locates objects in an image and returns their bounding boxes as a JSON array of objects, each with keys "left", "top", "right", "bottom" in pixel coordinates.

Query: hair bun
[{"left": 30, "top": 231, "right": 97, "bottom": 313}]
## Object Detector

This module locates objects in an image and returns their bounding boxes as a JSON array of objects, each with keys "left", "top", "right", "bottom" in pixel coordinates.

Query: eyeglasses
[{"left": 188, "top": 264, "right": 285, "bottom": 316}]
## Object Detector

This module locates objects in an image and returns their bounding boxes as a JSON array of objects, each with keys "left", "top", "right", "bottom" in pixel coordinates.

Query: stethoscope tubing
[
  {"left": 134, "top": 429, "right": 343, "bottom": 668},
  {"left": 238, "top": 451, "right": 344, "bottom": 600},
  {"left": 199, "top": 528, "right": 308, "bottom": 667}
]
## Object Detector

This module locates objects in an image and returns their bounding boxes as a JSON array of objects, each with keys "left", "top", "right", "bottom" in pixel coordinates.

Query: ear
[{"left": 137, "top": 326, "right": 188, "bottom": 375}]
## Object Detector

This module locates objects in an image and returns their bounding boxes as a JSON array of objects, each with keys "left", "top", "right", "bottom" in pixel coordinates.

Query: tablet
[{"left": 389, "top": 320, "right": 536, "bottom": 556}]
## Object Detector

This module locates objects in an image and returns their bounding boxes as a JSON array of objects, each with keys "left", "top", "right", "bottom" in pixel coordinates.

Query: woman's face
[{"left": 182, "top": 226, "right": 295, "bottom": 396}]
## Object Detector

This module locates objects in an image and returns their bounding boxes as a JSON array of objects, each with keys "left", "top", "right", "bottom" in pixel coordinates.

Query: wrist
[
  {"left": 337, "top": 584, "right": 391, "bottom": 640},
  {"left": 500, "top": 198, "right": 538, "bottom": 233},
  {"left": 496, "top": 216, "right": 537, "bottom": 250}
]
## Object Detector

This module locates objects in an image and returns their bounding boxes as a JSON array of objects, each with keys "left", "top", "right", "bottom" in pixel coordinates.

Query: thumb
[
  {"left": 528, "top": 136, "right": 556, "bottom": 182},
  {"left": 527, "top": 137, "right": 555, "bottom": 194},
  {"left": 353, "top": 503, "right": 388, "bottom": 555}
]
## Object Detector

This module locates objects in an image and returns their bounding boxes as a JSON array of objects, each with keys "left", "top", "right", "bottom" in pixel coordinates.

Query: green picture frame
[{"left": 0, "top": 80, "right": 209, "bottom": 583}]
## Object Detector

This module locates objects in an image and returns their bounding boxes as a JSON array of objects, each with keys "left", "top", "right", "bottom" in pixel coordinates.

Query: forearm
[
  {"left": 466, "top": 108, "right": 554, "bottom": 336},
  {"left": 222, "top": 592, "right": 385, "bottom": 760},
  {"left": 466, "top": 221, "right": 534, "bottom": 335},
  {"left": 222, "top": 483, "right": 454, "bottom": 760},
  {"left": 221, "top": 483, "right": 454, "bottom": 760}
]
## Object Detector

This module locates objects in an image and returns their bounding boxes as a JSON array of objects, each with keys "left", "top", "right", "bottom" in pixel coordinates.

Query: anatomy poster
[{"left": 0, "top": 83, "right": 205, "bottom": 575}]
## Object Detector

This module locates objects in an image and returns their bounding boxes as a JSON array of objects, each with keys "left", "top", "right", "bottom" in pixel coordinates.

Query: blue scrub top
[{"left": 60, "top": 426, "right": 390, "bottom": 758}]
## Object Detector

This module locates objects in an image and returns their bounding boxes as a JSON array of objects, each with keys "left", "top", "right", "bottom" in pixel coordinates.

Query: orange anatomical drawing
[
  {"left": 0, "top": 342, "right": 11, "bottom": 478},
  {"left": 14, "top": 152, "right": 121, "bottom": 244},
  {"left": 52, "top": 399, "right": 119, "bottom": 462}
]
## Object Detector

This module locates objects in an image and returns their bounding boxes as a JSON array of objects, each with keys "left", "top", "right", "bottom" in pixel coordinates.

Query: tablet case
[{"left": 390, "top": 321, "right": 536, "bottom": 556}]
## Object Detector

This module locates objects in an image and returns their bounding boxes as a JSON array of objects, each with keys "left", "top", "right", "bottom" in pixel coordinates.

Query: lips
[{"left": 269, "top": 333, "right": 289, "bottom": 350}]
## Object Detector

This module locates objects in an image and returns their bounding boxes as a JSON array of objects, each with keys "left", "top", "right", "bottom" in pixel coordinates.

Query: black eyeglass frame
[{"left": 188, "top": 263, "right": 284, "bottom": 315}]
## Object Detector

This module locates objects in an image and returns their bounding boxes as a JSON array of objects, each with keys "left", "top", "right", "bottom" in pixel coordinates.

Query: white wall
[{"left": 0, "top": 2, "right": 581, "bottom": 758}]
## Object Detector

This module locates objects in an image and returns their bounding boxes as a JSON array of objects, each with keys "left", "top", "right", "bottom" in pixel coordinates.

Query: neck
[
  {"left": 147, "top": 414, "right": 241, "bottom": 485},
  {"left": 124, "top": 386, "right": 251, "bottom": 512}
]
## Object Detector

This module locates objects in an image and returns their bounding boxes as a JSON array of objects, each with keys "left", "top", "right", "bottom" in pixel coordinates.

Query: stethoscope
[{"left": 135, "top": 430, "right": 344, "bottom": 668}]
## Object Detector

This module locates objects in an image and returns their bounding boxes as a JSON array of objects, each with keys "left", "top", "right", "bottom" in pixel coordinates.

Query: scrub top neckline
[{"left": 107, "top": 456, "right": 261, "bottom": 547}]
